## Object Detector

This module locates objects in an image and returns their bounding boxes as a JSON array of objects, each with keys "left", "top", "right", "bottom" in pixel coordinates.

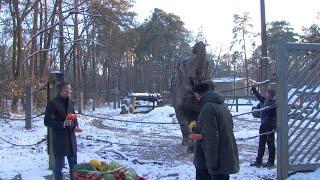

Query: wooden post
[
  {"left": 236, "top": 95, "right": 239, "bottom": 112},
  {"left": 131, "top": 96, "right": 136, "bottom": 113},
  {"left": 113, "top": 91, "right": 117, "bottom": 109},
  {"left": 260, "top": 0, "right": 269, "bottom": 94},
  {"left": 117, "top": 96, "right": 121, "bottom": 108},
  {"left": 47, "top": 72, "right": 64, "bottom": 171},
  {"left": 277, "top": 43, "right": 289, "bottom": 179},
  {"left": 80, "top": 91, "right": 84, "bottom": 111},
  {"left": 233, "top": 65, "right": 236, "bottom": 96},
  {"left": 92, "top": 88, "right": 95, "bottom": 111},
  {"left": 114, "top": 89, "right": 120, "bottom": 109},
  {"left": 25, "top": 85, "right": 32, "bottom": 129},
  {"left": 92, "top": 96, "right": 95, "bottom": 111},
  {"left": 0, "top": 81, "right": 3, "bottom": 113}
]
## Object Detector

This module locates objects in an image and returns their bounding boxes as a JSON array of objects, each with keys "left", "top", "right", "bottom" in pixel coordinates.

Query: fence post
[
  {"left": 236, "top": 95, "right": 239, "bottom": 112},
  {"left": 113, "top": 92, "right": 117, "bottom": 109},
  {"left": 81, "top": 91, "right": 84, "bottom": 111},
  {"left": 47, "top": 72, "right": 64, "bottom": 171},
  {"left": 77, "top": 91, "right": 83, "bottom": 114},
  {"left": 117, "top": 96, "right": 120, "bottom": 108},
  {"left": 277, "top": 43, "right": 289, "bottom": 180},
  {"left": 92, "top": 91, "right": 95, "bottom": 111},
  {"left": 131, "top": 96, "right": 136, "bottom": 113},
  {"left": 25, "top": 85, "right": 32, "bottom": 129},
  {"left": 0, "top": 81, "right": 2, "bottom": 112},
  {"left": 113, "top": 89, "right": 120, "bottom": 109}
]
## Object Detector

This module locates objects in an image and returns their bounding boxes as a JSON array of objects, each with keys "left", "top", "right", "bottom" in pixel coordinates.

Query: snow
[
  {"left": 287, "top": 169, "right": 320, "bottom": 180},
  {"left": 0, "top": 104, "right": 319, "bottom": 179},
  {"left": 213, "top": 77, "right": 246, "bottom": 83},
  {"left": 129, "top": 93, "right": 162, "bottom": 97},
  {"left": 0, "top": 116, "right": 50, "bottom": 179},
  {"left": 225, "top": 98, "right": 256, "bottom": 105}
]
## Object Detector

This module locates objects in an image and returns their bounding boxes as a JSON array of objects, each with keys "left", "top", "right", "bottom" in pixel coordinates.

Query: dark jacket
[
  {"left": 194, "top": 90, "right": 239, "bottom": 175},
  {"left": 252, "top": 87, "right": 276, "bottom": 128},
  {"left": 44, "top": 94, "right": 78, "bottom": 156}
]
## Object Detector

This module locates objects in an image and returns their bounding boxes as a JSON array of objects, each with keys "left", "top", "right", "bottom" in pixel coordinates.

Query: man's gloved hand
[
  {"left": 64, "top": 120, "right": 73, "bottom": 127},
  {"left": 189, "top": 133, "right": 203, "bottom": 141},
  {"left": 66, "top": 113, "right": 77, "bottom": 121}
]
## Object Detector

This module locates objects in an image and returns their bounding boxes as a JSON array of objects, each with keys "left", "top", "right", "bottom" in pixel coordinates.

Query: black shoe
[
  {"left": 262, "top": 162, "right": 275, "bottom": 168},
  {"left": 250, "top": 161, "right": 262, "bottom": 167}
]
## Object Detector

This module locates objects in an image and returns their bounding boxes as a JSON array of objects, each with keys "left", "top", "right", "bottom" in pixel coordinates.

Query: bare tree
[{"left": 231, "top": 12, "right": 254, "bottom": 95}]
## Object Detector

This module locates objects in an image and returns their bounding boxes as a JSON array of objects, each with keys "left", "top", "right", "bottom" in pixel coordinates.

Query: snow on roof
[
  {"left": 50, "top": 71, "right": 62, "bottom": 74},
  {"left": 213, "top": 77, "right": 246, "bottom": 83},
  {"left": 129, "top": 93, "right": 161, "bottom": 97}
]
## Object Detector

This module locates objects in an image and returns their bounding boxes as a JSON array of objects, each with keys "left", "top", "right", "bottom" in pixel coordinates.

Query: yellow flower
[
  {"left": 89, "top": 159, "right": 102, "bottom": 168},
  {"left": 188, "top": 121, "right": 197, "bottom": 129}
]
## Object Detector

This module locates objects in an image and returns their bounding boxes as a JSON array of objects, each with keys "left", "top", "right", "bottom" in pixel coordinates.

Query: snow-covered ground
[{"left": 0, "top": 104, "right": 319, "bottom": 180}]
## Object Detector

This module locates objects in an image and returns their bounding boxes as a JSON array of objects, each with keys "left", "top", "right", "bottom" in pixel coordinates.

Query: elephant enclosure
[{"left": 0, "top": 104, "right": 279, "bottom": 179}]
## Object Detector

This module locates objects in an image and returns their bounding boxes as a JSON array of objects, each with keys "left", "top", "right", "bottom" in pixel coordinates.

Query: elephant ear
[{"left": 176, "top": 51, "right": 194, "bottom": 73}]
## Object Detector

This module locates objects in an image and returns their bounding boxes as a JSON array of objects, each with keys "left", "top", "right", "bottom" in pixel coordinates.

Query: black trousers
[
  {"left": 55, "top": 155, "right": 77, "bottom": 180},
  {"left": 196, "top": 170, "right": 229, "bottom": 180},
  {"left": 196, "top": 169, "right": 211, "bottom": 180},
  {"left": 256, "top": 123, "right": 275, "bottom": 163},
  {"left": 211, "top": 174, "right": 230, "bottom": 180}
]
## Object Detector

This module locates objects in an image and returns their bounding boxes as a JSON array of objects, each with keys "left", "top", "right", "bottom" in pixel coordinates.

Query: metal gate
[{"left": 277, "top": 42, "right": 320, "bottom": 179}]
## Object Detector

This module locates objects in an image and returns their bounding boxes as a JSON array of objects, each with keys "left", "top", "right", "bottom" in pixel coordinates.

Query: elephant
[{"left": 171, "top": 41, "right": 211, "bottom": 151}]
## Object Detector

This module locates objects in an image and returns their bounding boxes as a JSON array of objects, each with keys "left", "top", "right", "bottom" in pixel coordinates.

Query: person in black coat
[
  {"left": 250, "top": 86, "right": 276, "bottom": 168},
  {"left": 191, "top": 82, "right": 239, "bottom": 180},
  {"left": 44, "top": 82, "right": 82, "bottom": 180}
]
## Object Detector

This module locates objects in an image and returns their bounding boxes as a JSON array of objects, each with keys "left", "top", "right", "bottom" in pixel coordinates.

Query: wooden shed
[{"left": 213, "top": 77, "right": 256, "bottom": 96}]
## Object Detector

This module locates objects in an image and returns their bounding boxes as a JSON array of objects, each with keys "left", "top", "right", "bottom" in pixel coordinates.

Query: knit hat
[{"left": 192, "top": 82, "right": 210, "bottom": 94}]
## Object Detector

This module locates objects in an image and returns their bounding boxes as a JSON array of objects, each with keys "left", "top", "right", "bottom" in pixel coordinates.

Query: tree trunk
[
  {"left": 37, "top": 1, "right": 43, "bottom": 78},
  {"left": 107, "top": 60, "right": 110, "bottom": 104},
  {"left": 41, "top": 0, "right": 58, "bottom": 79},
  {"left": 91, "top": 25, "right": 96, "bottom": 109},
  {"left": 40, "top": 0, "right": 48, "bottom": 79},
  {"left": 242, "top": 29, "right": 249, "bottom": 95},
  {"left": 73, "top": 0, "right": 81, "bottom": 113},
  {"left": 58, "top": 0, "right": 65, "bottom": 72},
  {"left": 10, "top": 0, "right": 23, "bottom": 113},
  {"left": 30, "top": 1, "right": 39, "bottom": 82}
]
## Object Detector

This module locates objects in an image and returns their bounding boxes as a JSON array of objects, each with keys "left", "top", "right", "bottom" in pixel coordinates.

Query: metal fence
[
  {"left": 223, "top": 95, "right": 254, "bottom": 112},
  {"left": 277, "top": 42, "right": 320, "bottom": 179}
]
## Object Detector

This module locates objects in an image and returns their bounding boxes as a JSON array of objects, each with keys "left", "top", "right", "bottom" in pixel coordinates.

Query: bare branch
[
  {"left": 21, "top": 0, "right": 41, "bottom": 21},
  {"left": 23, "top": 47, "right": 59, "bottom": 64},
  {"left": 25, "top": 0, "right": 91, "bottom": 48}
]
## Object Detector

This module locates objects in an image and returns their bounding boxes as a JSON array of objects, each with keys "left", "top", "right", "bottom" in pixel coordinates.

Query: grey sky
[{"left": 133, "top": 0, "right": 320, "bottom": 50}]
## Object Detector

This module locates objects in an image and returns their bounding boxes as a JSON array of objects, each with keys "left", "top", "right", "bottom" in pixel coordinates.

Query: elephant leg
[{"left": 176, "top": 109, "right": 189, "bottom": 145}]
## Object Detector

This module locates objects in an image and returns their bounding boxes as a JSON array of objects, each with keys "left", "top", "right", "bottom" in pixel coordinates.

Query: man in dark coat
[
  {"left": 250, "top": 86, "right": 276, "bottom": 168},
  {"left": 191, "top": 82, "right": 239, "bottom": 180},
  {"left": 44, "top": 82, "right": 82, "bottom": 180}
]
